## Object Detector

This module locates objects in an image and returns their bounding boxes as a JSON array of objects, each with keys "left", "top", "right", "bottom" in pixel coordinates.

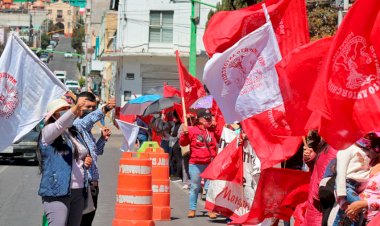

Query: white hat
[{"left": 44, "top": 99, "right": 71, "bottom": 123}]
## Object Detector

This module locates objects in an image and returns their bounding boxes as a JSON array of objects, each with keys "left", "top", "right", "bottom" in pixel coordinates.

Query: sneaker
[
  {"left": 182, "top": 184, "right": 190, "bottom": 190},
  {"left": 188, "top": 210, "right": 196, "bottom": 218},
  {"left": 170, "top": 176, "right": 182, "bottom": 182},
  {"left": 208, "top": 211, "right": 217, "bottom": 219}
]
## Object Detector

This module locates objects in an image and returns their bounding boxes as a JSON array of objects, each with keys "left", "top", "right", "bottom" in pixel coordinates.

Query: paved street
[
  {"left": 47, "top": 36, "right": 81, "bottom": 81},
  {"left": 0, "top": 120, "right": 227, "bottom": 226}
]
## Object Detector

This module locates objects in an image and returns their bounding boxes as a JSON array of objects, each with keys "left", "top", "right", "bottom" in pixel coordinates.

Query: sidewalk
[{"left": 156, "top": 181, "right": 226, "bottom": 226}]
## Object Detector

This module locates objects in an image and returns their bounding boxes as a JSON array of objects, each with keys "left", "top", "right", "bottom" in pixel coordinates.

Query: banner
[
  {"left": 205, "top": 140, "right": 261, "bottom": 219},
  {"left": 0, "top": 34, "right": 66, "bottom": 152},
  {"left": 203, "top": 20, "right": 282, "bottom": 124},
  {"left": 115, "top": 119, "right": 140, "bottom": 152}
]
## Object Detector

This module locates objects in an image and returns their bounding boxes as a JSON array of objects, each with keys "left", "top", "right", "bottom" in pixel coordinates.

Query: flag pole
[
  {"left": 181, "top": 96, "right": 188, "bottom": 127},
  {"left": 302, "top": 136, "right": 308, "bottom": 148}
]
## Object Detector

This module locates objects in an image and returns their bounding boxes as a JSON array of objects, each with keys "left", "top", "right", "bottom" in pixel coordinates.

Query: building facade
[
  {"left": 45, "top": 0, "right": 79, "bottom": 36},
  {"left": 100, "top": 0, "right": 220, "bottom": 114}
]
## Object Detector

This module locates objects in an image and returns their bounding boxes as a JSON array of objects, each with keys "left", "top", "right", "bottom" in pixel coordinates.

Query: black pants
[
  {"left": 172, "top": 142, "right": 182, "bottom": 178},
  {"left": 81, "top": 184, "right": 99, "bottom": 226}
]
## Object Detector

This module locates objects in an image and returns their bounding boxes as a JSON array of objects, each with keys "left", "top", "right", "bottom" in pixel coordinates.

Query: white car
[
  {"left": 64, "top": 52, "right": 73, "bottom": 58},
  {"left": 46, "top": 45, "right": 53, "bottom": 52},
  {"left": 65, "top": 80, "right": 80, "bottom": 93}
]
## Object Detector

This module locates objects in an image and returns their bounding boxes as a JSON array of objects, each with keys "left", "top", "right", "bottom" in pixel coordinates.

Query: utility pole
[
  {"left": 189, "top": 0, "right": 197, "bottom": 76},
  {"left": 189, "top": 0, "right": 216, "bottom": 77}
]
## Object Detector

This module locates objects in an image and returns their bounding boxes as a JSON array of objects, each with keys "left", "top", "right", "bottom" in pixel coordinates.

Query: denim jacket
[{"left": 38, "top": 137, "right": 73, "bottom": 197}]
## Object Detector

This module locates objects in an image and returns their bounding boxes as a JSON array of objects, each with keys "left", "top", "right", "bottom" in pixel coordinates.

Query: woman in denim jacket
[{"left": 37, "top": 97, "right": 92, "bottom": 226}]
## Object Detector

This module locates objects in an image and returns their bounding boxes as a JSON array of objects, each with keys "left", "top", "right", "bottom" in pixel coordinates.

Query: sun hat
[{"left": 44, "top": 99, "right": 71, "bottom": 123}]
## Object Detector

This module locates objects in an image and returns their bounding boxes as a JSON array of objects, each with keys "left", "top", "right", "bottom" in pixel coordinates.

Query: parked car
[
  {"left": 0, "top": 126, "right": 40, "bottom": 162},
  {"left": 46, "top": 45, "right": 53, "bottom": 52},
  {"left": 50, "top": 40, "right": 58, "bottom": 48},
  {"left": 65, "top": 80, "right": 80, "bottom": 93},
  {"left": 40, "top": 54, "right": 49, "bottom": 63},
  {"left": 52, "top": 33, "right": 60, "bottom": 41},
  {"left": 64, "top": 52, "right": 73, "bottom": 58}
]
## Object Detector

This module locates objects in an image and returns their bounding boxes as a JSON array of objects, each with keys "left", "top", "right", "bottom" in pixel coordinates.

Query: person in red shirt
[{"left": 180, "top": 108, "right": 218, "bottom": 219}]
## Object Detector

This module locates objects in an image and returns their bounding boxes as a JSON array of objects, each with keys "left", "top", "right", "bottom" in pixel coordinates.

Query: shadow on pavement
[{"left": 0, "top": 159, "right": 38, "bottom": 166}]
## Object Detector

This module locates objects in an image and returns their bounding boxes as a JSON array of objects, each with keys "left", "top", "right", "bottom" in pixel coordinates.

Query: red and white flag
[
  {"left": 203, "top": 0, "right": 309, "bottom": 57},
  {"left": 203, "top": 18, "right": 282, "bottom": 124},
  {"left": 205, "top": 140, "right": 261, "bottom": 219},
  {"left": 308, "top": 0, "right": 380, "bottom": 149},
  {"left": 0, "top": 34, "right": 66, "bottom": 152},
  {"left": 232, "top": 168, "right": 310, "bottom": 224},
  {"left": 176, "top": 51, "right": 206, "bottom": 109}
]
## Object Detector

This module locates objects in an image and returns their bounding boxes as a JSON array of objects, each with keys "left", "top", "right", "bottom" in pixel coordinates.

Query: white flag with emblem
[
  {"left": 203, "top": 15, "right": 282, "bottom": 124},
  {"left": 0, "top": 34, "right": 66, "bottom": 152},
  {"left": 115, "top": 119, "right": 140, "bottom": 152}
]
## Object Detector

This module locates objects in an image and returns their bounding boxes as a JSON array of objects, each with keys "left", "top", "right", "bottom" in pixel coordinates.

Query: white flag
[
  {"left": 115, "top": 119, "right": 139, "bottom": 152},
  {"left": 203, "top": 20, "right": 282, "bottom": 124},
  {"left": 0, "top": 34, "right": 66, "bottom": 152}
]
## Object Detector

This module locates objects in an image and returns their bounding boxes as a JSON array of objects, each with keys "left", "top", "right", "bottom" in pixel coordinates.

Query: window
[
  {"left": 124, "top": 91, "right": 132, "bottom": 101},
  {"left": 57, "top": 10, "right": 63, "bottom": 18},
  {"left": 126, "top": 73, "right": 135, "bottom": 80},
  {"left": 149, "top": 11, "right": 173, "bottom": 43}
]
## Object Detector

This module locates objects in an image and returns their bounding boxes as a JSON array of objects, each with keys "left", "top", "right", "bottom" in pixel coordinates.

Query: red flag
[
  {"left": 276, "top": 37, "right": 333, "bottom": 135},
  {"left": 308, "top": 0, "right": 380, "bottom": 149},
  {"left": 211, "top": 100, "right": 225, "bottom": 141},
  {"left": 163, "top": 83, "right": 181, "bottom": 98},
  {"left": 201, "top": 137, "right": 242, "bottom": 184},
  {"left": 368, "top": 212, "right": 380, "bottom": 226},
  {"left": 232, "top": 168, "right": 310, "bottom": 224},
  {"left": 241, "top": 105, "right": 302, "bottom": 170},
  {"left": 175, "top": 51, "right": 206, "bottom": 109},
  {"left": 203, "top": 0, "right": 309, "bottom": 57}
]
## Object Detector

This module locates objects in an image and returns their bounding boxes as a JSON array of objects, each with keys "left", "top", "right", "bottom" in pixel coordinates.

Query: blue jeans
[
  {"left": 333, "top": 180, "right": 363, "bottom": 226},
  {"left": 137, "top": 134, "right": 148, "bottom": 146},
  {"left": 189, "top": 164, "right": 209, "bottom": 210}
]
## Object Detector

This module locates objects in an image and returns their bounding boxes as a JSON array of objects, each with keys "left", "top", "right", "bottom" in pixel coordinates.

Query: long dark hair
[{"left": 36, "top": 118, "right": 79, "bottom": 174}]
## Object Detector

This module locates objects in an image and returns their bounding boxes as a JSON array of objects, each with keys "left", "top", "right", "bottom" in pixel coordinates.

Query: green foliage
[
  {"left": 71, "top": 18, "right": 85, "bottom": 54},
  {"left": 78, "top": 76, "right": 86, "bottom": 87},
  {"left": 41, "top": 33, "right": 50, "bottom": 49},
  {"left": 307, "top": 3, "right": 338, "bottom": 40}
]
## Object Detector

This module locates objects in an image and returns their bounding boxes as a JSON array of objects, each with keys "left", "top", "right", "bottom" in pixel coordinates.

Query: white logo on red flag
[
  {"left": 0, "top": 72, "right": 19, "bottom": 118},
  {"left": 329, "top": 32, "right": 380, "bottom": 99}
]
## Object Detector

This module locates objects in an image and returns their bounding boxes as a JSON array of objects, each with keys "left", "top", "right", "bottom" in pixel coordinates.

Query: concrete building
[
  {"left": 45, "top": 0, "right": 79, "bottom": 36},
  {"left": 100, "top": 0, "right": 220, "bottom": 114}
]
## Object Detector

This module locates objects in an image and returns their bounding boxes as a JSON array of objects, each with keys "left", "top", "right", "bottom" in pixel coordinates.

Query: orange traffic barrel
[
  {"left": 112, "top": 153, "right": 154, "bottom": 226},
  {"left": 145, "top": 150, "right": 171, "bottom": 221}
]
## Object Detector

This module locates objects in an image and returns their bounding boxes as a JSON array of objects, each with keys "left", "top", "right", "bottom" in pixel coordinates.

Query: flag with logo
[
  {"left": 232, "top": 168, "right": 310, "bottom": 224},
  {"left": 203, "top": 0, "right": 309, "bottom": 57},
  {"left": 308, "top": 0, "right": 380, "bottom": 149},
  {"left": 0, "top": 34, "right": 66, "bottom": 152},
  {"left": 205, "top": 140, "right": 261, "bottom": 219},
  {"left": 203, "top": 17, "right": 282, "bottom": 124},
  {"left": 276, "top": 37, "right": 333, "bottom": 135},
  {"left": 176, "top": 51, "right": 207, "bottom": 109},
  {"left": 115, "top": 119, "right": 140, "bottom": 152}
]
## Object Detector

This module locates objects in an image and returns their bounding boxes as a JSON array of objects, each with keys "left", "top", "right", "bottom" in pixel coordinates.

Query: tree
[
  {"left": 0, "top": 43, "right": 5, "bottom": 57},
  {"left": 71, "top": 18, "right": 85, "bottom": 54},
  {"left": 78, "top": 76, "right": 86, "bottom": 87},
  {"left": 41, "top": 33, "right": 50, "bottom": 49},
  {"left": 307, "top": 2, "right": 338, "bottom": 40},
  {"left": 206, "top": 0, "right": 338, "bottom": 40}
]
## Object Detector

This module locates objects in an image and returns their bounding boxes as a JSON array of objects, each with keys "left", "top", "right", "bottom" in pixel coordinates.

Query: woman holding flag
[{"left": 180, "top": 108, "right": 218, "bottom": 219}]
